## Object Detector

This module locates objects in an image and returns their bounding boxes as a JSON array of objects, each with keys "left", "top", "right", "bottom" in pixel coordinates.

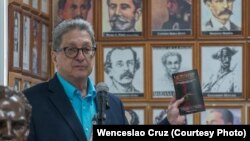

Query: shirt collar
[
  {"left": 211, "top": 16, "right": 230, "bottom": 30},
  {"left": 56, "top": 73, "right": 96, "bottom": 100}
]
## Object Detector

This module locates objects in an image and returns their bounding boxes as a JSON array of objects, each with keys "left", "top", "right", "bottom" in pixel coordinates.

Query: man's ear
[
  {"left": 134, "top": 8, "right": 142, "bottom": 21},
  {"left": 51, "top": 51, "right": 57, "bottom": 64}
]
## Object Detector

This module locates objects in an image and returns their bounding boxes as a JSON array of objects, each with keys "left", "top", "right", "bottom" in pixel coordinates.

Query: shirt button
[{"left": 86, "top": 128, "right": 88, "bottom": 131}]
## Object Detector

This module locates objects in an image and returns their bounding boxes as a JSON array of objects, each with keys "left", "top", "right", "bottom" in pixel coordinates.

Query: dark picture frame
[
  {"left": 99, "top": 43, "right": 145, "bottom": 99},
  {"left": 99, "top": 0, "right": 145, "bottom": 40},
  {"left": 199, "top": 104, "right": 244, "bottom": 125},
  {"left": 149, "top": 0, "right": 193, "bottom": 38},
  {"left": 200, "top": 42, "right": 245, "bottom": 99},
  {"left": 151, "top": 43, "right": 193, "bottom": 98}
]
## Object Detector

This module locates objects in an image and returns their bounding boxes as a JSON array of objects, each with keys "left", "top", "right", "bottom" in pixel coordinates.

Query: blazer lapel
[{"left": 48, "top": 75, "right": 87, "bottom": 141}]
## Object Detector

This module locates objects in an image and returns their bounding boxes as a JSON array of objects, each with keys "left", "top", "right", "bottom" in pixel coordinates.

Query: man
[
  {"left": 203, "top": 47, "right": 240, "bottom": 92},
  {"left": 24, "top": 19, "right": 186, "bottom": 141},
  {"left": 206, "top": 109, "right": 234, "bottom": 125},
  {"left": 155, "top": 51, "right": 182, "bottom": 92},
  {"left": 162, "top": 0, "right": 192, "bottom": 30},
  {"left": 0, "top": 85, "right": 32, "bottom": 141},
  {"left": 203, "top": 0, "right": 240, "bottom": 31},
  {"left": 107, "top": 0, "right": 142, "bottom": 31},
  {"left": 104, "top": 47, "right": 140, "bottom": 93},
  {"left": 58, "top": 0, "right": 91, "bottom": 20}
]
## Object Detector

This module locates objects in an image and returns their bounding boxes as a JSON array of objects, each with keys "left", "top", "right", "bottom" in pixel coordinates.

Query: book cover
[{"left": 172, "top": 69, "right": 205, "bottom": 115}]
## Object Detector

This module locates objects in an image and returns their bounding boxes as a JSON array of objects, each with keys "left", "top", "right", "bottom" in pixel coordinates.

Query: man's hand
[{"left": 166, "top": 97, "right": 186, "bottom": 125}]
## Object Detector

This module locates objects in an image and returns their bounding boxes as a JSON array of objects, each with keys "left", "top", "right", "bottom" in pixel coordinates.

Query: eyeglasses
[{"left": 55, "top": 47, "right": 96, "bottom": 58}]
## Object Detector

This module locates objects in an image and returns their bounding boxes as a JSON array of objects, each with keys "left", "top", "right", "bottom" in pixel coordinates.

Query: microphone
[{"left": 95, "top": 82, "right": 110, "bottom": 125}]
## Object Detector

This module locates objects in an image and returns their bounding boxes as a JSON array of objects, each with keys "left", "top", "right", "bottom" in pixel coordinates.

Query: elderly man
[
  {"left": 24, "top": 19, "right": 186, "bottom": 141},
  {"left": 0, "top": 86, "right": 32, "bottom": 141},
  {"left": 206, "top": 109, "right": 234, "bottom": 125}
]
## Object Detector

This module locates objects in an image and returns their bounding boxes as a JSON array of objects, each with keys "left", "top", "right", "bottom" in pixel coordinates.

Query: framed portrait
[
  {"left": 11, "top": 9, "right": 21, "bottom": 71},
  {"left": 52, "top": 0, "right": 94, "bottom": 27},
  {"left": 99, "top": 0, "right": 145, "bottom": 40},
  {"left": 41, "top": 0, "right": 49, "bottom": 15},
  {"left": 200, "top": 42, "right": 245, "bottom": 99},
  {"left": 100, "top": 43, "right": 145, "bottom": 99},
  {"left": 22, "top": 13, "right": 31, "bottom": 73},
  {"left": 8, "top": 72, "right": 22, "bottom": 92},
  {"left": 31, "top": 18, "right": 41, "bottom": 77},
  {"left": 31, "top": 0, "right": 39, "bottom": 10},
  {"left": 149, "top": 0, "right": 193, "bottom": 38},
  {"left": 199, "top": 104, "right": 244, "bottom": 125},
  {"left": 124, "top": 105, "right": 146, "bottom": 125},
  {"left": 150, "top": 105, "right": 194, "bottom": 125},
  {"left": 151, "top": 44, "right": 193, "bottom": 98},
  {"left": 41, "top": 23, "right": 49, "bottom": 79},
  {"left": 199, "top": 0, "right": 243, "bottom": 37}
]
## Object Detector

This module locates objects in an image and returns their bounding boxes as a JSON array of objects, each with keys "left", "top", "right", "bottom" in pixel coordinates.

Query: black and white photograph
[
  {"left": 22, "top": 15, "right": 31, "bottom": 72},
  {"left": 201, "top": 46, "right": 242, "bottom": 97},
  {"left": 101, "top": 0, "right": 143, "bottom": 37},
  {"left": 41, "top": 0, "right": 49, "bottom": 14},
  {"left": 152, "top": 108, "right": 193, "bottom": 124},
  {"left": 41, "top": 24, "right": 48, "bottom": 78},
  {"left": 152, "top": 46, "right": 193, "bottom": 98},
  {"left": 200, "top": 107, "right": 242, "bottom": 125},
  {"left": 201, "top": 0, "right": 242, "bottom": 35},
  {"left": 125, "top": 108, "right": 144, "bottom": 125},
  {"left": 151, "top": 0, "right": 192, "bottom": 36},
  {"left": 32, "top": 19, "right": 39, "bottom": 75},
  {"left": 104, "top": 46, "right": 144, "bottom": 97},
  {"left": 13, "top": 11, "right": 21, "bottom": 69}
]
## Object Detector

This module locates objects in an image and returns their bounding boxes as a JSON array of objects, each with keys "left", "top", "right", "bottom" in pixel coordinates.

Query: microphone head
[{"left": 96, "top": 82, "right": 109, "bottom": 93}]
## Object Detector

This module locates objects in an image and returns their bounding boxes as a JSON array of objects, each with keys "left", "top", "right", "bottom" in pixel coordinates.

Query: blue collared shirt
[{"left": 57, "top": 73, "right": 96, "bottom": 140}]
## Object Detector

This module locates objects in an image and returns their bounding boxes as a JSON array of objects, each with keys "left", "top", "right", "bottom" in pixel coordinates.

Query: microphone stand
[{"left": 94, "top": 91, "right": 109, "bottom": 125}]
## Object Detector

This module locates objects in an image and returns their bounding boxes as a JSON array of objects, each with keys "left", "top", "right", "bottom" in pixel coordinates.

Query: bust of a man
[{"left": 0, "top": 85, "right": 32, "bottom": 141}]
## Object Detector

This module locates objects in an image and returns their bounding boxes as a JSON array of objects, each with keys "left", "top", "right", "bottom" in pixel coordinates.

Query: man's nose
[
  {"left": 75, "top": 50, "right": 86, "bottom": 60},
  {"left": 222, "top": 1, "right": 229, "bottom": 8},
  {"left": 114, "top": 7, "right": 122, "bottom": 15},
  {"left": 74, "top": 7, "right": 81, "bottom": 16}
]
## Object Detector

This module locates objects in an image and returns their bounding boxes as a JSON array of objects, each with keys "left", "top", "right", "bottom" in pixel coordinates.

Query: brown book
[{"left": 172, "top": 69, "right": 205, "bottom": 115}]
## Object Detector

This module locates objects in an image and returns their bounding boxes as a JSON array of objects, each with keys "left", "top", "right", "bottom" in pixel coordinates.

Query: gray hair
[
  {"left": 53, "top": 18, "right": 96, "bottom": 51},
  {"left": 161, "top": 51, "right": 182, "bottom": 66}
]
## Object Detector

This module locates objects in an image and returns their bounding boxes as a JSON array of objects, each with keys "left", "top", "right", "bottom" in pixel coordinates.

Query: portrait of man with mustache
[
  {"left": 104, "top": 47, "right": 143, "bottom": 96},
  {"left": 106, "top": 0, "right": 142, "bottom": 32},
  {"left": 201, "top": 0, "right": 241, "bottom": 32}
]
